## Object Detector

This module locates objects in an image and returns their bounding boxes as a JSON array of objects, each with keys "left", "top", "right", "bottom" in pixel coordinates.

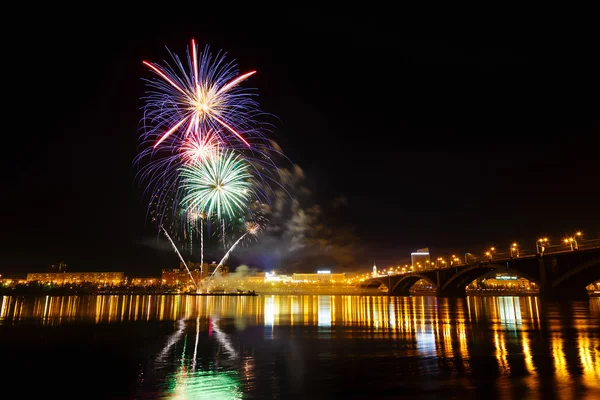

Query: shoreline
[{"left": 1, "top": 289, "right": 597, "bottom": 298}]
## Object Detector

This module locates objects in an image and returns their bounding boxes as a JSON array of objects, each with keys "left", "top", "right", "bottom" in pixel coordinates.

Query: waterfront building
[
  {"left": 162, "top": 262, "right": 228, "bottom": 285},
  {"left": 128, "top": 277, "right": 159, "bottom": 286},
  {"left": 292, "top": 271, "right": 346, "bottom": 283},
  {"left": 26, "top": 272, "right": 124, "bottom": 285},
  {"left": 411, "top": 248, "right": 430, "bottom": 270}
]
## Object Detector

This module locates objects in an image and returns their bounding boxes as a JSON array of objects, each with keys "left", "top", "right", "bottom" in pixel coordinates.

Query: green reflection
[{"left": 166, "top": 368, "right": 242, "bottom": 399}]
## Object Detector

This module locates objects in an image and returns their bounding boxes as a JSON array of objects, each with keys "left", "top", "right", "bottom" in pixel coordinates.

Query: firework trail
[
  {"left": 199, "top": 211, "right": 206, "bottom": 270},
  {"left": 207, "top": 222, "right": 260, "bottom": 283},
  {"left": 160, "top": 225, "right": 198, "bottom": 290}
]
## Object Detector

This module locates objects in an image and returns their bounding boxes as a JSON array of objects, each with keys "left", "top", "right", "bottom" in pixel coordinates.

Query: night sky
[{"left": 3, "top": 11, "right": 599, "bottom": 276}]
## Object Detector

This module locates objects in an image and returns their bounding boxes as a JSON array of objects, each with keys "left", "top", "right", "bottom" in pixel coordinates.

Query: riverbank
[{"left": 0, "top": 287, "right": 257, "bottom": 297}]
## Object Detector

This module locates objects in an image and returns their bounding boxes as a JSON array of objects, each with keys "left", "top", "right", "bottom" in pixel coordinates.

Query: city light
[
  {"left": 510, "top": 242, "right": 520, "bottom": 258},
  {"left": 564, "top": 231, "right": 583, "bottom": 251}
]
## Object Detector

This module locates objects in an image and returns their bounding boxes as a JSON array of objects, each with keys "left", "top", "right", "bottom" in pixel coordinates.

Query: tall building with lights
[{"left": 411, "top": 248, "right": 430, "bottom": 269}]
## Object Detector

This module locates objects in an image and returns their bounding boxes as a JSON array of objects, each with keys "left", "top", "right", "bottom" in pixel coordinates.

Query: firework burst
[
  {"left": 180, "top": 150, "right": 256, "bottom": 221},
  {"left": 141, "top": 39, "right": 266, "bottom": 149},
  {"left": 180, "top": 129, "right": 220, "bottom": 164},
  {"left": 135, "top": 40, "right": 289, "bottom": 223}
]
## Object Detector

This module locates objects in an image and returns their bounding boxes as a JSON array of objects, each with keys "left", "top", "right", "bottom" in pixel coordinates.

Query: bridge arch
[
  {"left": 548, "top": 256, "right": 600, "bottom": 299},
  {"left": 390, "top": 274, "right": 437, "bottom": 296},
  {"left": 439, "top": 263, "right": 542, "bottom": 297},
  {"left": 439, "top": 265, "right": 495, "bottom": 297}
]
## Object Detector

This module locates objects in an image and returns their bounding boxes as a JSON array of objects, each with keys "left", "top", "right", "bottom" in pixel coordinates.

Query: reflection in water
[
  {"left": 2, "top": 295, "right": 600, "bottom": 398},
  {"left": 264, "top": 295, "right": 275, "bottom": 328},
  {"left": 552, "top": 333, "right": 569, "bottom": 388},
  {"left": 497, "top": 296, "right": 522, "bottom": 325},
  {"left": 167, "top": 368, "right": 242, "bottom": 400},
  {"left": 579, "top": 333, "right": 600, "bottom": 385},
  {"left": 156, "top": 318, "right": 243, "bottom": 399},
  {"left": 318, "top": 296, "right": 331, "bottom": 327}
]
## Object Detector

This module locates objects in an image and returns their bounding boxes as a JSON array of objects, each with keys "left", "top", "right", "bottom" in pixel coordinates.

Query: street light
[
  {"left": 465, "top": 253, "right": 473, "bottom": 265},
  {"left": 564, "top": 237, "right": 575, "bottom": 251},
  {"left": 510, "top": 242, "right": 519, "bottom": 258},
  {"left": 564, "top": 232, "right": 582, "bottom": 251},
  {"left": 485, "top": 251, "right": 492, "bottom": 261},
  {"left": 536, "top": 237, "right": 549, "bottom": 255}
]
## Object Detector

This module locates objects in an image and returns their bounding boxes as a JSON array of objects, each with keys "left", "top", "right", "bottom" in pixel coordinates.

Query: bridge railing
[{"left": 362, "top": 239, "right": 600, "bottom": 277}]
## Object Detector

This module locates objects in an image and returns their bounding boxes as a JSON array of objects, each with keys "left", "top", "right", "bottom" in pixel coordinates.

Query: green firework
[{"left": 180, "top": 150, "right": 253, "bottom": 221}]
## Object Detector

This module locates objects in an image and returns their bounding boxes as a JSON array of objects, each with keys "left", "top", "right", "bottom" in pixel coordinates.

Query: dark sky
[{"left": 2, "top": 10, "right": 599, "bottom": 276}]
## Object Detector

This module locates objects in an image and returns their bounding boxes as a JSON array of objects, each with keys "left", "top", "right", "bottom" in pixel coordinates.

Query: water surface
[{"left": 1, "top": 294, "right": 599, "bottom": 399}]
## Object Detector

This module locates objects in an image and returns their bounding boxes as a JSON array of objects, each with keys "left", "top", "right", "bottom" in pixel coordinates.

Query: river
[{"left": 1, "top": 294, "right": 599, "bottom": 399}]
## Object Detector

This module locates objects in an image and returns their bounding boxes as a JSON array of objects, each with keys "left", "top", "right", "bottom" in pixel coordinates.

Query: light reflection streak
[
  {"left": 551, "top": 333, "right": 570, "bottom": 389},
  {"left": 494, "top": 330, "right": 510, "bottom": 374},
  {"left": 264, "top": 296, "right": 275, "bottom": 328},
  {"left": 522, "top": 331, "right": 535, "bottom": 375},
  {"left": 318, "top": 296, "right": 331, "bottom": 327},
  {"left": 416, "top": 326, "right": 437, "bottom": 357},
  {"left": 578, "top": 333, "right": 600, "bottom": 384},
  {"left": 4, "top": 292, "right": 600, "bottom": 393},
  {"left": 192, "top": 317, "right": 200, "bottom": 371},
  {"left": 497, "top": 296, "right": 522, "bottom": 327},
  {"left": 159, "top": 319, "right": 186, "bottom": 361},
  {"left": 211, "top": 317, "right": 237, "bottom": 358}
]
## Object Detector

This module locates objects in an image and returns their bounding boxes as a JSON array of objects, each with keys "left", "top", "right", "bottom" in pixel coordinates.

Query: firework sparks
[
  {"left": 136, "top": 39, "right": 290, "bottom": 270},
  {"left": 180, "top": 150, "right": 254, "bottom": 221},
  {"left": 180, "top": 130, "right": 220, "bottom": 164},
  {"left": 245, "top": 221, "right": 261, "bottom": 235},
  {"left": 141, "top": 39, "right": 261, "bottom": 149}
]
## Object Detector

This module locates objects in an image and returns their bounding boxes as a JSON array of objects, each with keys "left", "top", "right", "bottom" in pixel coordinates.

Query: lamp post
[
  {"left": 536, "top": 237, "right": 549, "bottom": 255},
  {"left": 510, "top": 242, "right": 519, "bottom": 258},
  {"left": 484, "top": 247, "right": 495, "bottom": 261},
  {"left": 564, "top": 238, "right": 575, "bottom": 251},
  {"left": 563, "top": 232, "right": 582, "bottom": 251},
  {"left": 465, "top": 253, "right": 472, "bottom": 265}
]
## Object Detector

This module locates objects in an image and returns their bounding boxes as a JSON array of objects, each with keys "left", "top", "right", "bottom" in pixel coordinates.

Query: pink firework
[
  {"left": 179, "top": 130, "right": 220, "bottom": 164},
  {"left": 141, "top": 39, "right": 262, "bottom": 149}
]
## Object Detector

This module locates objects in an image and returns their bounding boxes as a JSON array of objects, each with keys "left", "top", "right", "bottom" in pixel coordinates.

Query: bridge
[{"left": 360, "top": 242, "right": 600, "bottom": 300}]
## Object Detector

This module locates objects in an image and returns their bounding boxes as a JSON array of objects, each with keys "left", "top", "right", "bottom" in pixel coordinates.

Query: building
[
  {"left": 162, "top": 262, "right": 229, "bottom": 286},
  {"left": 411, "top": 248, "right": 431, "bottom": 270},
  {"left": 247, "top": 272, "right": 267, "bottom": 284},
  {"left": 26, "top": 272, "right": 124, "bottom": 285},
  {"left": 468, "top": 272, "right": 533, "bottom": 290},
  {"left": 48, "top": 261, "right": 67, "bottom": 272},
  {"left": 292, "top": 271, "right": 346, "bottom": 283},
  {"left": 128, "top": 277, "right": 160, "bottom": 286}
]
